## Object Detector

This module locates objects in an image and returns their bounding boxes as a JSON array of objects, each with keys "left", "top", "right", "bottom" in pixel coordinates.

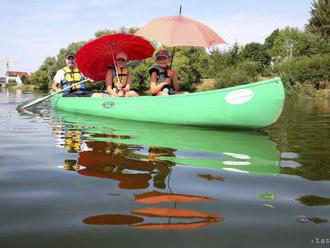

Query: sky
[{"left": 0, "top": 0, "right": 313, "bottom": 76}]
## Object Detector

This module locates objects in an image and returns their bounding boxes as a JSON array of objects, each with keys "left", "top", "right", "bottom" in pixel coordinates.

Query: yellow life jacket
[
  {"left": 61, "top": 66, "right": 84, "bottom": 91},
  {"left": 113, "top": 66, "right": 129, "bottom": 89}
]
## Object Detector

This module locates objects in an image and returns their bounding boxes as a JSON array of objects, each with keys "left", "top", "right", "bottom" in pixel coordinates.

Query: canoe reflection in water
[
  {"left": 53, "top": 110, "right": 280, "bottom": 177},
  {"left": 52, "top": 111, "right": 281, "bottom": 230}
]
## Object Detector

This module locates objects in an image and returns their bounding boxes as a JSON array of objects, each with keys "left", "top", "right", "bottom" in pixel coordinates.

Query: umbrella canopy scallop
[{"left": 76, "top": 33, "right": 155, "bottom": 81}]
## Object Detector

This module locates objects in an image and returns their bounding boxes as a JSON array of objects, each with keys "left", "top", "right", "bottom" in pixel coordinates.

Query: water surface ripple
[{"left": 0, "top": 89, "right": 329, "bottom": 248}]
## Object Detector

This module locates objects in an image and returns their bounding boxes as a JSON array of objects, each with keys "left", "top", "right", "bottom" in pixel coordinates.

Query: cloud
[{"left": 203, "top": 12, "right": 308, "bottom": 45}]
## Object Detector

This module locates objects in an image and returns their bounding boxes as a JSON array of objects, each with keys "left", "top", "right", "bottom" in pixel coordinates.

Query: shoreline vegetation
[{"left": 19, "top": 0, "right": 330, "bottom": 98}]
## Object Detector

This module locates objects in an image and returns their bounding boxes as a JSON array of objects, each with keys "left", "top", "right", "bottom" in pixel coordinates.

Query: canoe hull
[{"left": 51, "top": 77, "right": 285, "bottom": 128}]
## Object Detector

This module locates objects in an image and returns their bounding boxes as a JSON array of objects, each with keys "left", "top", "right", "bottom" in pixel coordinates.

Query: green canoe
[
  {"left": 51, "top": 77, "right": 285, "bottom": 129},
  {"left": 53, "top": 111, "right": 280, "bottom": 176}
]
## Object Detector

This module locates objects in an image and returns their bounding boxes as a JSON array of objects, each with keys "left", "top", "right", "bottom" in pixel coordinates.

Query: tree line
[{"left": 26, "top": 0, "right": 330, "bottom": 96}]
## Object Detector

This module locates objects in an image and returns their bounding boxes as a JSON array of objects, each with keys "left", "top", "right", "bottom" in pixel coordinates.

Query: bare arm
[
  {"left": 124, "top": 73, "right": 132, "bottom": 91},
  {"left": 170, "top": 69, "right": 179, "bottom": 92},
  {"left": 150, "top": 72, "right": 169, "bottom": 95},
  {"left": 51, "top": 80, "right": 62, "bottom": 93},
  {"left": 105, "top": 69, "right": 118, "bottom": 97}
]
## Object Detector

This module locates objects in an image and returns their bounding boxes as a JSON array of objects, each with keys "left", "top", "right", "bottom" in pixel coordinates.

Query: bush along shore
[{"left": 25, "top": 0, "right": 329, "bottom": 97}]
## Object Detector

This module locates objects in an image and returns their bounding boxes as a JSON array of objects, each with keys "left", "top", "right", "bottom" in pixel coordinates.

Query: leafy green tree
[
  {"left": 39, "top": 56, "right": 57, "bottom": 82},
  {"left": 270, "top": 27, "right": 327, "bottom": 62},
  {"left": 240, "top": 42, "right": 271, "bottom": 71},
  {"left": 205, "top": 48, "right": 225, "bottom": 78},
  {"left": 95, "top": 29, "right": 117, "bottom": 38},
  {"left": 306, "top": 0, "right": 330, "bottom": 40},
  {"left": 130, "top": 58, "right": 154, "bottom": 94},
  {"left": 171, "top": 47, "right": 208, "bottom": 91},
  {"left": 264, "top": 29, "right": 280, "bottom": 51},
  {"left": 270, "top": 54, "right": 330, "bottom": 94},
  {"left": 29, "top": 70, "right": 49, "bottom": 90},
  {"left": 227, "top": 42, "right": 241, "bottom": 66},
  {"left": 21, "top": 74, "right": 30, "bottom": 85},
  {"left": 95, "top": 27, "right": 139, "bottom": 38},
  {"left": 205, "top": 43, "right": 243, "bottom": 79},
  {"left": 214, "top": 60, "right": 259, "bottom": 89}
]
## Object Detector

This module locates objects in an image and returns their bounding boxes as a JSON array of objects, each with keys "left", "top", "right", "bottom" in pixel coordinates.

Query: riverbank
[
  {"left": 7, "top": 84, "right": 37, "bottom": 91},
  {"left": 196, "top": 78, "right": 330, "bottom": 98}
]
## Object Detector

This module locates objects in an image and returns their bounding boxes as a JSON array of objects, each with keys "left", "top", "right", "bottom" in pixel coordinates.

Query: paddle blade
[{"left": 16, "top": 95, "right": 50, "bottom": 111}]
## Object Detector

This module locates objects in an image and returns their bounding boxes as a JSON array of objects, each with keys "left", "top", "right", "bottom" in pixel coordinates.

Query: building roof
[{"left": 6, "top": 71, "right": 30, "bottom": 77}]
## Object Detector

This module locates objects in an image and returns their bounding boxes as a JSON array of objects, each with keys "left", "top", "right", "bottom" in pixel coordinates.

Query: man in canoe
[
  {"left": 51, "top": 52, "right": 91, "bottom": 96},
  {"left": 149, "top": 50, "right": 180, "bottom": 96},
  {"left": 104, "top": 52, "right": 139, "bottom": 97}
]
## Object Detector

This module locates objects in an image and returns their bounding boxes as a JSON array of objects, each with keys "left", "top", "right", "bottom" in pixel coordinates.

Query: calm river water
[{"left": 0, "top": 89, "right": 329, "bottom": 248}]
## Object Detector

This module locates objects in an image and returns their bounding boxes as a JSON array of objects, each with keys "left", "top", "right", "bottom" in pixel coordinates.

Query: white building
[{"left": 5, "top": 71, "right": 30, "bottom": 86}]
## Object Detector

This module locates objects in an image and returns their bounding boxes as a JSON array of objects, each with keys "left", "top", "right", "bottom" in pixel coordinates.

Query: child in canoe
[
  {"left": 104, "top": 52, "right": 139, "bottom": 97},
  {"left": 149, "top": 50, "right": 180, "bottom": 96}
]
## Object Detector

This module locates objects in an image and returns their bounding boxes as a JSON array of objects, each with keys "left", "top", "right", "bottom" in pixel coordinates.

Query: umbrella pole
[
  {"left": 169, "top": 46, "right": 176, "bottom": 69},
  {"left": 169, "top": 6, "right": 181, "bottom": 68},
  {"left": 111, "top": 51, "right": 121, "bottom": 88}
]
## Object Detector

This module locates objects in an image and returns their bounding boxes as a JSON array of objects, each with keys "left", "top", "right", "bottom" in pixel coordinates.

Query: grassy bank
[{"left": 196, "top": 77, "right": 330, "bottom": 99}]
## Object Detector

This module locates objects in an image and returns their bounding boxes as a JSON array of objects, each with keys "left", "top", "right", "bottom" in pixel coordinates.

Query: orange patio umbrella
[
  {"left": 132, "top": 207, "right": 221, "bottom": 220},
  {"left": 135, "top": 16, "right": 226, "bottom": 48},
  {"left": 131, "top": 206, "right": 222, "bottom": 230},
  {"left": 135, "top": 6, "right": 226, "bottom": 65},
  {"left": 132, "top": 220, "right": 219, "bottom": 230},
  {"left": 134, "top": 191, "right": 218, "bottom": 204}
]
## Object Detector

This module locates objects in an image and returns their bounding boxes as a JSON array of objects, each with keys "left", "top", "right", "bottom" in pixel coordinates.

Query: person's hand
[
  {"left": 162, "top": 78, "right": 171, "bottom": 86},
  {"left": 118, "top": 91, "right": 125, "bottom": 97},
  {"left": 110, "top": 92, "right": 118, "bottom": 97},
  {"left": 167, "top": 69, "right": 176, "bottom": 78}
]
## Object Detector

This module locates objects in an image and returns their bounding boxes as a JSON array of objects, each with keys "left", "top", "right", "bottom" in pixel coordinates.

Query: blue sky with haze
[{"left": 0, "top": 0, "right": 313, "bottom": 76}]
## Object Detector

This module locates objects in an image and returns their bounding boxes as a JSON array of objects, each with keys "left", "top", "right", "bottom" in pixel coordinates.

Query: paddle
[{"left": 17, "top": 78, "right": 90, "bottom": 111}]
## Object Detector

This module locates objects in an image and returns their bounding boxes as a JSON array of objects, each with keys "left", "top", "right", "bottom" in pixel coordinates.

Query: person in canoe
[
  {"left": 51, "top": 52, "right": 91, "bottom": 96},
  {"left": 149, "top": 50, "right": 180, "bottom": 96},
  {"left": 104, "top": 52, "right": 139, "bottom": 97}
]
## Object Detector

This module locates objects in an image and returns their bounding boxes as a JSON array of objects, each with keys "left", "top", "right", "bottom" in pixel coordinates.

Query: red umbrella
[
  {"left": 83, "top": 214, "right": 143, "bottom": 225},
  {"left": 76, "top": 33, "right": 155, "bottom": 81}
]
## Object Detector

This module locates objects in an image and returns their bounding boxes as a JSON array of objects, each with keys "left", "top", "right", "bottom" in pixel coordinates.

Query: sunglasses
[
  {"left": 156, "top": 56, "right": 168, "bottom": 61},
  {"left": 116, "top": 58, "right": 127, "bottom": 62}
]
